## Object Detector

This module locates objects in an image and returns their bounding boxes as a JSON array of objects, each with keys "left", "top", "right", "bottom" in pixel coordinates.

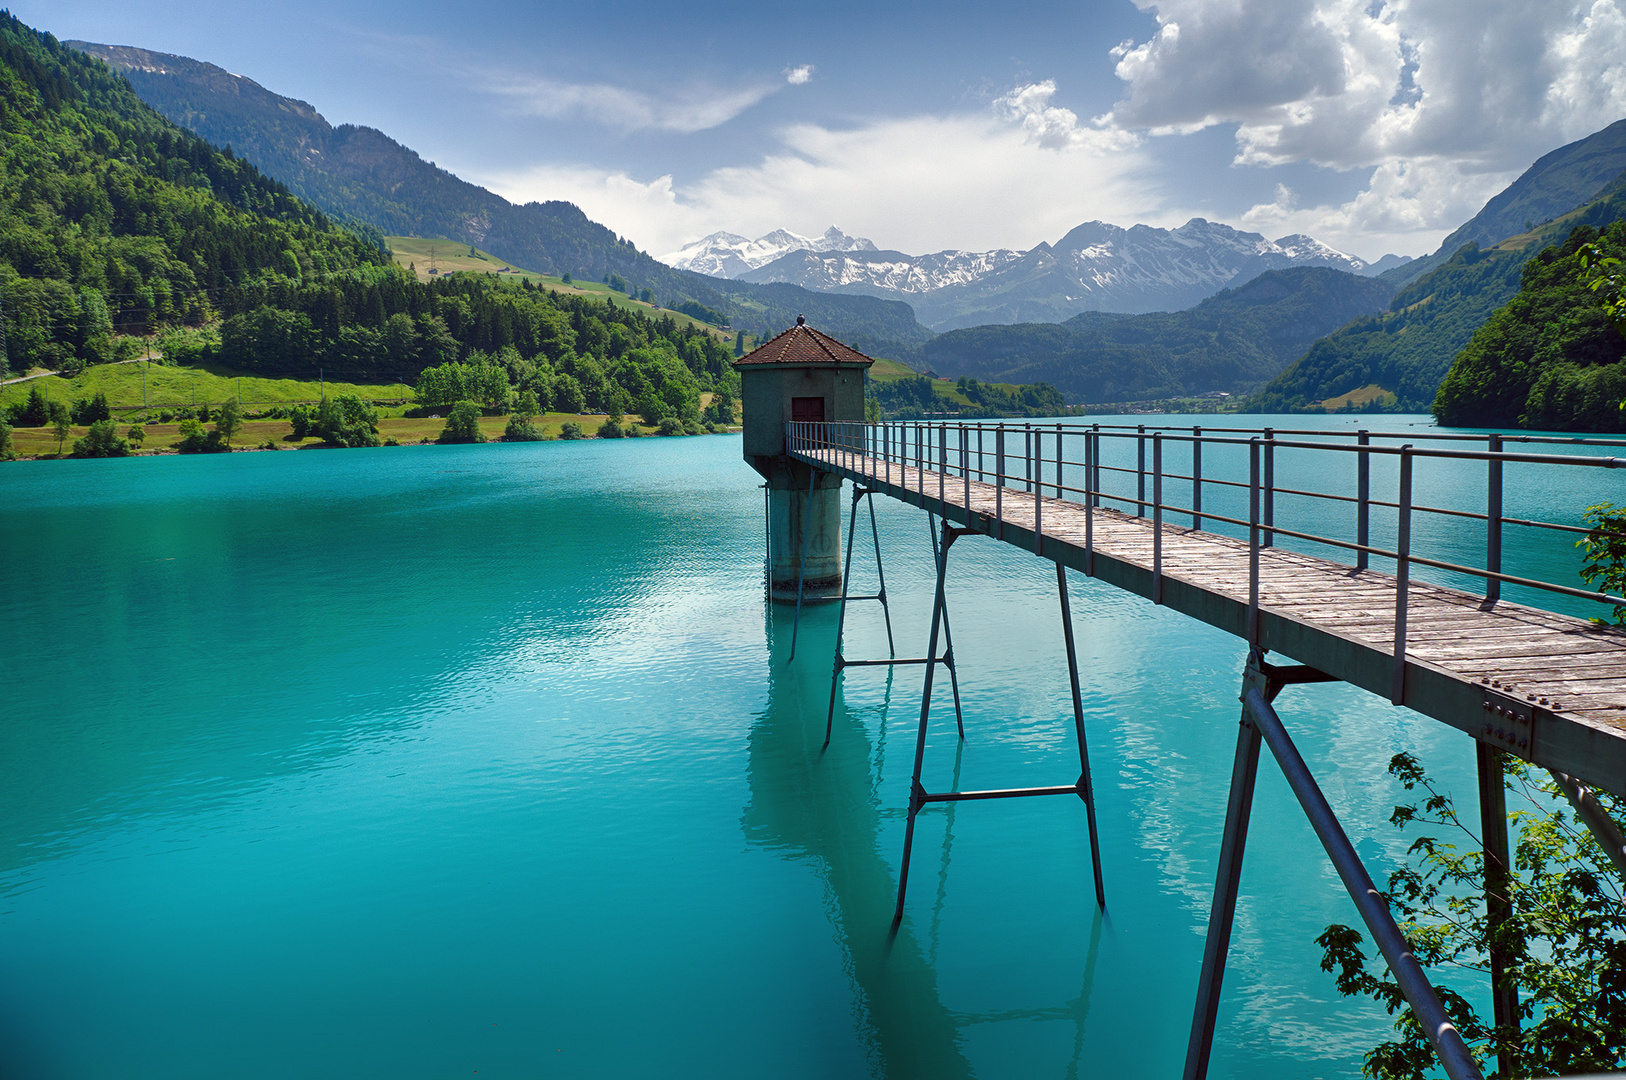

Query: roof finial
[{"left": 796, "top": 314, "right": 805, "bottom": 326}]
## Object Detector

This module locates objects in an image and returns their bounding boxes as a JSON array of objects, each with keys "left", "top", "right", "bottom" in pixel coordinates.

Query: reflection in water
[{"left": 745, "top": 597, "right": 1105, "bottom": 1079}]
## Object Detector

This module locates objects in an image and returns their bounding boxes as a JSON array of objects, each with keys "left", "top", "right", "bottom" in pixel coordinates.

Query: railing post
[
  {"left": 1262, "top": 426, "right": 1275, "bottom": 548},
  {"left": 1192, "top": 425, "right": 1203, "bottom": 531},
  {"left": 1357, "top": 429, "right": 1370, "bottom": 571},
  {"left": 961, "top": 425, "right": 970, "bottom": 519},
  {"left": 1486, "top": 433, "right": 1503, "bottom": 602},
  {"left": 995, "top": 424, "right": 1005, "bottom": 540},
  {"left": 1090, "top": 424, "right": 1101, "bottom": 507},
  {"left": 1136, "top": 424, "right": 1146, "bottom": 518},
  {"left": 1034, "top": 428, "right": 1044, "bottom": 557},
  {"left": 1085, "top": 429, "right": 1095, "bottom": 576},
  {"left": 1248, "top": 438, "right": 1261, "bottom": 646},
  {"left": 1153, "top": 432, "right": 1163, "bottom": 604},
  {"left": 1055, "top": 422, "right": 1064, "bottom": 500},
  {"left": 1392, "top": 445, "right": 1413, "bottom": 705},
  {"left": 1025, "top": 425, "right": 1034, "bottom": 493},
  {"left": 916, "top": 423, "right": 924, "bottom": 506},
  {"left": 938, "top": 422, "right": 947, "bottom": 510}
]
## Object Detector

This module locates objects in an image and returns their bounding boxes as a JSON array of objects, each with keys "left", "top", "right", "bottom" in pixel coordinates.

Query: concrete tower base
[{"left": 767, "top": 469, "right": 844, "bottom": 602}]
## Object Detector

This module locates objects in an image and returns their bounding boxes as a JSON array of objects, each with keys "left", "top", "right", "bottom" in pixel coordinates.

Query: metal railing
[{"left": 787, "top": 420, "right": 1626, "bottom": 703}]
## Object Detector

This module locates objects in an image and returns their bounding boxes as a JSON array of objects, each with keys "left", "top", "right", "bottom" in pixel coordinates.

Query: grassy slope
[
  {"left": 1, "top": 362, "right": 412, "bottom": 411},
  {"left": 7, "top": 410, "right": 718, "bottom": 457},
  {"left": 385, "top": 236, "right": 736, "bottom": 340},
  {"left": 866, "top": 355, "right": 1052, "bottom": 410}
]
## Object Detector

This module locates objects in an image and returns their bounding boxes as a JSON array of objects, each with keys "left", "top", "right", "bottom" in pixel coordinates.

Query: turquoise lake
[{"left": 2, "top": 415, "right": 1620, "bottom": 1079}]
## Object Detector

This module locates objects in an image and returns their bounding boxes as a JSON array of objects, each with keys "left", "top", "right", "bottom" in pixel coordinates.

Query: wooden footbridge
[{"left": 776, "top": 417, "right": 1626, "bottom": 1080}]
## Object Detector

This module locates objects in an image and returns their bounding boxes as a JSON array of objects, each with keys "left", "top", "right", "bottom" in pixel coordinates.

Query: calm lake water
[{"left": 1, "top": 415, "right": 1619, "bottom": 1079}]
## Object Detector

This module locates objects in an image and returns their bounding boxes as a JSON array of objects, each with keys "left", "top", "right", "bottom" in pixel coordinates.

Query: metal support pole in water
[
  {"left": 825, "top": 486, "right": 867, "bottom": 742},
  {"left": 868, "top": 495, "right": 896, "bottom": 658},
  {"left": 1185, "top": 653, "right": 1481, "bottom": 1080},
  {"left": 895, "top": 519, "right": 957, "bottom": 926},
  {"left": 1243, "top": 686, "right": 1482, "bottom": 1080},
  {"left": 1183, "top": 655, "right": 1267, "bottom": 1080},
  {"left": 1476, "top": 742, "right": 1519, "bottom": 1068},
  {"left": 1056, "top": 563, "right": 1106, "bottom": 909},
  {"left": 927, "top": 513, "right": 966, "bottom": 741},
  {"left": 1550, "top": 770, "right": 1626, "bottom": 880},
  {"left": 788, "top": 466, "right": 818, "bottom": 663}
]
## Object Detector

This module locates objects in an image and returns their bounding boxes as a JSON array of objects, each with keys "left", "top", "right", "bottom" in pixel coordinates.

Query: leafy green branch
[
  {"left": 1317, "top": 753, "right": 1626, "bottom": 1078},
  {"left": 1579, "top": 502, "right": 1626, "bottom": 625}
]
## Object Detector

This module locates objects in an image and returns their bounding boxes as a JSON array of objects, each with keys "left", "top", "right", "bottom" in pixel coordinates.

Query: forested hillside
[
  {"left": 1250, "top": 176, "right": 1626, "bottom": 412},
  {"left": 0, "top": 14, "right": 739, "bottom": 425},
  {"left": 71, "top": 41, "right": 932, "bottom": 357},
  {"left": 912, "top": 268, "right": 1394, "bottom": 403},
  {"left": 0, "top": 15, "right": 386, "bottom": 374},
  {"left": 1432, "top": 222, "right": 1626, "bottom": 431}
]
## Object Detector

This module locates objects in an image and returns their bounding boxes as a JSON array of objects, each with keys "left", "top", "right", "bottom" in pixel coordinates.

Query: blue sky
[{"left": 23, "top": 0, "right": 1626, "bottom": 261}]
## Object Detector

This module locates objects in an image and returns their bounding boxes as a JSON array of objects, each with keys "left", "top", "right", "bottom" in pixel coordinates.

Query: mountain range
[
  {"left": 69, "top": 41, "right": 932, "bottom": 358},
  {"left": 911, "top": 267, "right": 1396, "bottom": 403},
  {"left": 663, "top": 226, "right": 878, "bottom": 278},
  {"left": 669, "top": 219, "right": 1406, "bottom": 332}
]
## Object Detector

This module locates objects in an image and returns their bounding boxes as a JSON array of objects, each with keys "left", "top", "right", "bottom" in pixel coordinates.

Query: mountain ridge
[
  {"left": 698, "top": 217, "right": 1392, "bottom": 331},
  {"left": 908, "top": 266, "right": 1397, "bottom": 403},
  {"left": 69, "top": 40, "right": 933, "bottom": 357}
]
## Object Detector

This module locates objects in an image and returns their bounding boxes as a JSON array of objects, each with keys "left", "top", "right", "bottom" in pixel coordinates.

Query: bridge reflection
[{"left": 744, "top": 605, "right": 1104, "bottom": 1078}]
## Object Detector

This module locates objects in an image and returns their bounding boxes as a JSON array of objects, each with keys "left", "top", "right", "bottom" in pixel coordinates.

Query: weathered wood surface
[{"left": 797, "top": 448, "right": 1626, "bottom": 796}]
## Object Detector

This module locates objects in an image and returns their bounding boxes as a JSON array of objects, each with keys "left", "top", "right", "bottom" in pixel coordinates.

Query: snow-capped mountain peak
[
  {"left": 663, "top": 217, "right": 1383, "bottom": 331},
  {"left": 662, "top": 226, "right": 877, "bottom": 278}
]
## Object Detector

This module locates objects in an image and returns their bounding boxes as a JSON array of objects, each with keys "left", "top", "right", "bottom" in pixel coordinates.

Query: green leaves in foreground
[
  {"left": 1317, "top": 753, "right": 1626, "bottom": 1078},
  {"left": 1579, "top": 502, "right": 1626, "bottom": 624}
]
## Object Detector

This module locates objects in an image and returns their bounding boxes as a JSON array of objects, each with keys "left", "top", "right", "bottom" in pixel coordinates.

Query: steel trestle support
[
  {"left": 819, "top": 484, "right": 923, "bottom": 748},
  {"left": 891, "top": 523, "right": 1109, "bottom": 926},
  {"left": 1182, "top": 648, "right": 1482, "bottom": 1080},
  {"left": 823, "top": 491, "right": 953, "bottom": 748}
]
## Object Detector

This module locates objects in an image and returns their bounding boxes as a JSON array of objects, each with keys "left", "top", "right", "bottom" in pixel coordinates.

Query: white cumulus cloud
[
  {"left": 783, "top": 64, "right": 814, "bottom": 85},
  {"left": 476, "top": 111, "right": 1156, "bottom": 260},
  {"left": 1106, "top": 0, "right": 1626, "bottom": 255},
  {"left": 996, "top": 80, "right": 1138, "bottom": 151}
]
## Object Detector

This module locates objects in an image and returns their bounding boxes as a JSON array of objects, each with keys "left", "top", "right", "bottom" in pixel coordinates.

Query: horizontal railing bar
[{"left": 863, "top": 420, "right": 1626, "bottom": 450}]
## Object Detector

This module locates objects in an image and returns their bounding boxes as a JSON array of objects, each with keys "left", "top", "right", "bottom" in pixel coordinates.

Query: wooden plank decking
[{"left": 794, "top": 447, "right": 1626, "bottom": 797}]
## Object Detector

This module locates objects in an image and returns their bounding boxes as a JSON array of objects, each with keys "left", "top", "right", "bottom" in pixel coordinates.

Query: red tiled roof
[{"left": 733, "top": 319, "right": 875, "bottom": 368}]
